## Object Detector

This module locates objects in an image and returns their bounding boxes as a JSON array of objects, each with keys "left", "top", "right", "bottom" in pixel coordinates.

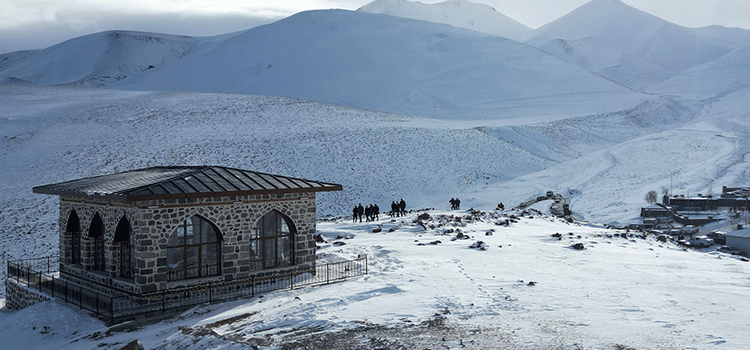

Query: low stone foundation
[{"left": 4, "top": 279, "right": 51, "bottom": 310}]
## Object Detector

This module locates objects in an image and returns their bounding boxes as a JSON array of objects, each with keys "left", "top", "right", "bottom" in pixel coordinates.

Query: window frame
[
  {"left": 166, "top": 215, "right": 222, "bottom": 280},
  {"left": 249, "top": 210, "right": 296, "bottom": 271}
]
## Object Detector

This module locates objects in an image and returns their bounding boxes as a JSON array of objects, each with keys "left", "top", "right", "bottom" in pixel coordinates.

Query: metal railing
[{"left": 7, "top": 256, "right": 367, "bottom": 323}]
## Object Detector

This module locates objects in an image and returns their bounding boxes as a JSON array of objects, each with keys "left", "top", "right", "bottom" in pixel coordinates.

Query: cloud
[{"left": 0, "top": 7, "right": 284, "bottom": 53}]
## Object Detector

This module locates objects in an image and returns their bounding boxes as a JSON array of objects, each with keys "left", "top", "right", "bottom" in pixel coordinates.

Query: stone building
[{"left": 32, "top": 166, "right": 342, "bottom": 296}]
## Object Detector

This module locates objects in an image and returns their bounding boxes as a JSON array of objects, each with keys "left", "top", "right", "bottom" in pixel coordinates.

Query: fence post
[
  {"left": 326, "top": 263, "right": 330, "bottom": 284},
  {"left": 110, "top": 296, "right": 114, "bottom": 321},
  {"left": 47, "top": 256, "right": 50, "bottom": 274},
  {"left": 162, "top": 291, "right": 166, "bottom": 312},
  {"left": 65, "top": 280, "right": 68, "bottom": 303},
  {"left": 365, "top": 256, "right": 368, "bottom": 275},
  {"left": 209, "top": 282, "right": 212, "bottom": 304},
  {"left": 38, "top": 271, "right": 42, "bottom": 292},
  {"left": 96, "top": 292, "right": 100, "bottom": 316}
]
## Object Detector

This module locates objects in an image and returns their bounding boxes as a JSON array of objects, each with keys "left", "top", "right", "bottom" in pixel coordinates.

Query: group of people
[
  {"left": 352, "top": 203, "right": 380, "bottom": 222},
  {"left": 390, "top": 199, "right": 407, "bottom": 217},
  {"left": 449, "top": 197, "right": 461, "bottom": 210}
]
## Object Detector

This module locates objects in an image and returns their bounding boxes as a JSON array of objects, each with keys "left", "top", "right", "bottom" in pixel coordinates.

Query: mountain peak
[{"left": 358, "top": 0, "right": 531, "bottom": 41}]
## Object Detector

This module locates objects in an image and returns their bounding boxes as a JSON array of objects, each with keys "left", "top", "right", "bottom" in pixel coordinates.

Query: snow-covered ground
[
  {"left": 2, "top": 0, "right": 750, "bottom": 348},
  {"left": 2, "top": 208, "right": 749, "bottom": 349}
]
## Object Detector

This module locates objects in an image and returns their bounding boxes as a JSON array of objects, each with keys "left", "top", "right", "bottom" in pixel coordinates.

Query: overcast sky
[{"left": 1, "top": 0, "right": 749, "bottom": 54}]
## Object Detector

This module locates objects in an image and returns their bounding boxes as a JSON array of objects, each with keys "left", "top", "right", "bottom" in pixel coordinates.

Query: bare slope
[
  {"left": 524, "top": 0, "right": 736, "bottom": 90},
  {"left": 357, "top": 0, "right": 531, "bottom": 41}
]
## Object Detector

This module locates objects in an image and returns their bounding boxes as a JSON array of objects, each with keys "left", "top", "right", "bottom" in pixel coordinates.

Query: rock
[
  {"left": 333, "top": 241, "right": 346, "bottom": 246},
  {"left": 527, "top": 281, "right": 536, "bottom": 286},
  {"left": 372, "top": 227, "right": 382, "bottom": 233},
  {"left": 119, "top": 340, "right": 144, "bottom": 350},
  {"left": 418, "top": 213, "right": 430, "bottom": 220},
  {"left": 389, "top": 227, "right": 396, "bottom": 232},
  {"left": 572, "top": 243, "right": 585, "bottom": 250},
  {"left": 470, "top": 241, "right": 487, "bottom": 250},
  {"left": 314, "top": 233, "right": 325, "bottom": 243}
]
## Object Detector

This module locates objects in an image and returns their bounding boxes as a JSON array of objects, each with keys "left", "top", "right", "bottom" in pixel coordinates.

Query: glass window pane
[
  {"left": 202, "top": 222, "right": 217, "bottom": 243},
  {"left": 264, "top": 238, "right": 276, "bottom": 267},
  {"left": 167, "top": 247, "right": 183, "bottom": 269},
  {"left": 186, "top": 221, "right": 197, "bottom": 245},
  {"left": 168, "top": 225, "right": 184, "bottom": 246},
  {"left": 279, "top": 236, "right": 291, "bottom": 267},
  {"left": 186, "top": 247, "right": 199, "bottom": 277},
  {"left": 280, "top": 219, "right": 290, "bottom": 234},
  {"left": 202, "top": 242, "right": 218, "bottom": 267}
]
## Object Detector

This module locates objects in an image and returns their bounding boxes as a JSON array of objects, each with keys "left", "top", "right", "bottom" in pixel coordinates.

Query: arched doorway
[
  {"left": 66, "top": 210, "right": 81, "bottom": 265},
  {"left": 166, "top": 215, "right": 222, "bottom": 280},
  {"left": 89, "top": 213, "right": 105, "bottom": 271},
  {"left": 249, "top": 210, "right": 296, "bottom": 271},
  {"left": 114, "top": 216, "right": 134, "bottom": 279}
]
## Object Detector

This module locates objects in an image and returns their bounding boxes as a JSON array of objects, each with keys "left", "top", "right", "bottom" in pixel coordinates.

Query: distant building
[
  {"left": 725, "top": 228, "right": 750, "bottom": 254},
  {"left": 641, "top": 203, "right": 674, "bottom": 229},
  {"left": 7, "top": 166, "right": 342, "bottom": 311}
]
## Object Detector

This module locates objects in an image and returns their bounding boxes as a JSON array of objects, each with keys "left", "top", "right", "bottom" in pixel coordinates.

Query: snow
[
  {"left": 2, "top": 209, "right": 750, "bottom": 349},
  {"left": 0, "top": 10, "right": 644, "bottom": 121},
  {"left": 358, "top": 0, "right": 532, "bottom": 41},
  {"left": 523, "top": 0, "right": 738, "bottom": 89},
  {"left": 2, "top": 0, "right": 750, "bottom": 348}
]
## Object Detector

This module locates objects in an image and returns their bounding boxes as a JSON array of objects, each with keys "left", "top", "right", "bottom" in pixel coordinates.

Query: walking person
[
  {"left": 374, "top": 204, "right": 380, "bottom": 221},
  {"left": 450, "top": 198, "right": 456, "bottom": 210},
  {"left": 357, "top": 203, "right": 364, "bottom": 222},
  {"left": 455, "top": 198, "right": 460, "bottom": 210},
  {"left": 399, "top": 198, "right": 406, "bottom": 216}
]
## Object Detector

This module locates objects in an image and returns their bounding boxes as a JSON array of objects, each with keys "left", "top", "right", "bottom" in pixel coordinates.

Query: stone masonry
[{"left": 57, "top": 191, "right": 318, "bottom": 294}]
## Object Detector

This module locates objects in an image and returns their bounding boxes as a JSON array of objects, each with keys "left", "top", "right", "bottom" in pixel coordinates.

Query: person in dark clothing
[
  {"left": 352, "top": 205, "right": 358, "bottom": 222},
  {"left": 357, "top": 203, "right": 364, "bottom": 222},
  {"left": 455, "top": 198, "right": 460, "bottom": 210},
  {"left": 365, "top": 205, "right": 372, "bottom": 222},
  {"left": 450, "top": 198, "right": 456, "bottom": 210},
  {"left": 373, "top": 204, "right": 380, "bottom": 221},
  {"left": 399, "top": 198, "right": 406, "bottom": 216}
]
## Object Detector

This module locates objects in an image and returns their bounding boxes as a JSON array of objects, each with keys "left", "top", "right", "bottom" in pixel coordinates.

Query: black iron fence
[{"left": 7, "top": 256, "right": 367, "bottom": 323}]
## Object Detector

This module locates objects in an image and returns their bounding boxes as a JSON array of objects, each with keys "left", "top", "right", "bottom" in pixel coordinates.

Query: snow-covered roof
[
  {"left": 725, "top": 228, "right": 750, "bottom": 239},
  {"left": 33, "top": 166, "right": 342, "bottom": 202}
]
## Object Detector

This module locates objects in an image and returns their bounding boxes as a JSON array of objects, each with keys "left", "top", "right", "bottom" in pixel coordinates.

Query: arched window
[
  {"left": 89, "top": 213, "right": 105, "bottom": 272},
  {"left": 66, "top": 210, "right": 81, "bottom": 265},
  {"left": 114, "top": 216, "right": 134, "bottom": 279},
  {"left": 167, "top": 215, "right": 221, "bottom": 280},
  {"left": 249, "top": 211, "right": 295, "bottom": 271}
]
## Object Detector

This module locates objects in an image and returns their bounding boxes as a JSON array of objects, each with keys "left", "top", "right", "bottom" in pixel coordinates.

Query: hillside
[
  {"left": 0, "top": 9, "right": 645, "bottom": 121},
  {"left": 2, "top": 208, "right": 750, "bottom": 349},
  {"left": 523, "top": 0, "right": 737, "bottom": 90},
  {"left": 357, "top": 0, "right": 532, "bottom": 41},
  {"left": 646, "top": 43, "right": 750, "bottom": 100}
]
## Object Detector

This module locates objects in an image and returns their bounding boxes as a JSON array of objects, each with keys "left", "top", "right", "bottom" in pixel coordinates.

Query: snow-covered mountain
[
  {"left": 0, "top": 10, "right": 644, "bottom": 121},
  {"left": 646, "top": 42, "right": 750, "bottom": 99},
  {"left": 357, "top": 0, "right": 531, "bottom": 41},
  {"left": 523, "top": 0, "right": 738, "bottom": 89}
]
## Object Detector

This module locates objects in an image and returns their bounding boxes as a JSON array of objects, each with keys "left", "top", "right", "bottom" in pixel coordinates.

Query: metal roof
[{"left": 33, "top": 166, "right": 343, "bottom": 202}]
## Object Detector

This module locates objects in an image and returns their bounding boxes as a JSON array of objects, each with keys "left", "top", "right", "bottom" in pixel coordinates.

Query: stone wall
[
  {"left": 57, "top": 191, "right": 318, "bottom": 294},
  {"left": 4, "top": 279, "right": 51, "bottom": 310}
]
